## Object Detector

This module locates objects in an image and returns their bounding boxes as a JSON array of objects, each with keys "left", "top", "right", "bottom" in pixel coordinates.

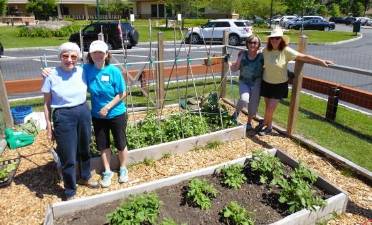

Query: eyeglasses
[
  {"left": 270, "top": 37, "right": 281, "bottom": 41},
  {"left": 248, "top": 42, "right": 259, "bottom": 45},
  {"left": 61, "top": 54, "right": 78, "bottom": 60}
]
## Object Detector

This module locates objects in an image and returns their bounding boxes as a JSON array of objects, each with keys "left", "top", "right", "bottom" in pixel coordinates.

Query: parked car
[
  {"left": 291, "top": 19, "right": 335, "bottom": 31},
  {"left": 329, "top": 16, "right": 345, "bottom": 23},
  {"left": 185, "top": 19, "right": 252, "bottom": 46},
  {"left": 285, "top": 18, "right": 302, "bottom": 29},
  {"left": 268, "top": 15, "right": 282, "bottom": 25},
  {"left": 279, "top": 15, "right": 298, "bottom": 27},
  {"left": 366, "top": 18, "right": 372, "bottom": 26},
  {"left": 0, "top": 42, "right": 3, "bottom": 58},
  {"left": 356, "top": 17, "right": 370, "bottom": 25},
  {"left": 69, "top": 21, "right": 139, "bottom": 50},
  {"left": 344, "top": 16, "right": 356, "bottom": 25}
]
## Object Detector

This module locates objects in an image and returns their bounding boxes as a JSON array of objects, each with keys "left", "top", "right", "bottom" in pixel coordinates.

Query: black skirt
[{"left": 260, "top": 80, "right": 288, "bottom": 99}]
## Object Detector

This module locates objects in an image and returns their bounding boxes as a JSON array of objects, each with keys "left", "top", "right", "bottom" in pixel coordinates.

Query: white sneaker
[
  {"left": 119, "top": 167, "right": 129, "bottom": 183},
  {"left": 100, "top": 171, "right": 113, "bottom": 188}
]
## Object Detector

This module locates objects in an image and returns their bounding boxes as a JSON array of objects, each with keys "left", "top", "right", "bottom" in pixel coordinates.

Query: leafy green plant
[
  {"left": 206, "top": 140, "right": 222, "bottom": 149},
  {"left": 0, "top": 163, "right": 17, "bottom": 181},
  {"left": 220, "top": 164, "right": 247, "bottom": 189},
  {"left": 250, "top": 151, "right": 284, "bottom": 186},
  {"left": 143, "top": 158, "right": 156, "bottom": 167},
  {"left": 221, "top": 201, "right": 255, "bottom": 225},
  {"left": 159, "top": 218, "right": 187, "bottom": 225},
  {"left": 201, "top": 92, "right": 235, "bottom": 130},
  {"left": 106, "top": 192, "right": 161, "bottom": 225},
  {"left": 291, "top": 162, "right": 318, "bottom": 185},
  {"left": 277, "top": 177, "right": 326, "bottom": 213},
  {"left": 186, "top": 178, "right": 218, "bottom": 210}
]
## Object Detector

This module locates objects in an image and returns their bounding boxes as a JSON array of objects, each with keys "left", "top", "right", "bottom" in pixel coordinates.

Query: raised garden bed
[{"left": 45, "top": 149, "right": 348, "bottom": 225}]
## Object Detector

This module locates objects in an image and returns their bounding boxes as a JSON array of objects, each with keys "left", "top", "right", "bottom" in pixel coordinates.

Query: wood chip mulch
[{"left": 0, "top": 115, "right": 371, "bottom": 225}]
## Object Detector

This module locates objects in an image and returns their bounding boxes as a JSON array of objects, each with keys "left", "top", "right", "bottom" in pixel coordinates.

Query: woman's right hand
[{"left": 41, "top": 67, "right": 52, "bottom": 78}]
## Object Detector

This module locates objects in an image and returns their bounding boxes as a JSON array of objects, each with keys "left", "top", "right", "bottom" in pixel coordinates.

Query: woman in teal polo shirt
[{"left": 84, "top": 40, "right": 129, "bottom": 188}]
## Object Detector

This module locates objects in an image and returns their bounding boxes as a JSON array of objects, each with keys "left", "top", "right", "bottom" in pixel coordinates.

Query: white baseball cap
[{"left": 89, "top": 40, "right": 108, "bottom": 53}]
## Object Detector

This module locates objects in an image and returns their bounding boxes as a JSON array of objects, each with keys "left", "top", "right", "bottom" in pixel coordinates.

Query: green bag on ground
[{"left": 5, "top": 128, "right": 34, "bottom": 149}]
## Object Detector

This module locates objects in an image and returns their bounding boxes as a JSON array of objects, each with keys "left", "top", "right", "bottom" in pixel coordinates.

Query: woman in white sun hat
[{"left": 256, "top": 27, "right": 333, "bottom": 136}]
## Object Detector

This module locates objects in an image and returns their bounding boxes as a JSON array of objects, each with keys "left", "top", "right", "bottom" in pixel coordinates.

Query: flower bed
[{"left": 45, "top": 149, "right": 348, "bottom": 225}]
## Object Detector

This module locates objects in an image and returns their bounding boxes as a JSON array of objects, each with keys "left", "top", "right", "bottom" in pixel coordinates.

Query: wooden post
[
  {"left": 156, "top": 32, "right": 165, "bottom": 109},
  {"left": 287, "top": 34, "right": 307, "bottom": 135},
  {"left": 0, "top": 70, "right": 13, "bottom": 128},
  {"left": 220, "top": 30, "right": 229, "bottom": 98}
]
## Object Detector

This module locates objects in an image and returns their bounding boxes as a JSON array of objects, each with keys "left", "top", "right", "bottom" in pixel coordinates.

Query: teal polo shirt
[{"left": 84, "top": 64, "right": 126, "bottom": 119}]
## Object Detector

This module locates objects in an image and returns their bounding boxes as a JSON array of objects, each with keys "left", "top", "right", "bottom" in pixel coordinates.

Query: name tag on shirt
[{"left": 101, "top": 75, "right": 109, "bottom": 82}]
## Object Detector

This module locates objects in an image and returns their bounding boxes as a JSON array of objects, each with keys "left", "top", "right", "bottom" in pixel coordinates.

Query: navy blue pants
[{"left": 53, "top": 103, "right": 92, "bottom": 198}]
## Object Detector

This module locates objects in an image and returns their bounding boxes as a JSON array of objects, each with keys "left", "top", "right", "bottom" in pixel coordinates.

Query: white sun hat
[
  {"left": 267, "top": 27, "right": 289, "bottom": 44},
  {"left": 89, "top": 40, "right": 108, "bottom": 53}
]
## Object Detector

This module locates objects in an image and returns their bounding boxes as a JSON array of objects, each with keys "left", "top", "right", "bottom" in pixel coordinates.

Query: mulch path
[{"left": 0, "top": 114, "right": 371, "bottom": 225}]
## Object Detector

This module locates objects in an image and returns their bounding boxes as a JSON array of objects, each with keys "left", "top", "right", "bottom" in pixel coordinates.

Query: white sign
[
  {"left": 130, "top": 14, "right": 135, "bottom": 22},
  {"left": 177, "top": 14, "right": 182, "bottom": 21}
]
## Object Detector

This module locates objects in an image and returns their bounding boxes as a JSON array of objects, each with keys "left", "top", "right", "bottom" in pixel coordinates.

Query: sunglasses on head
[
  {"left": 61, "top": 54, "right": 78, "bottom": 60},
  {"left": 270, "top": 37, "right": 281, "bottom": 40}
]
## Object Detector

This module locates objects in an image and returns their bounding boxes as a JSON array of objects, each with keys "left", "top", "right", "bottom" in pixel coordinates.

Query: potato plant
[
  {"left": 278, "top": 162, "right": 325, "bottom": 213},
  {"left": 106, "top": 192, "right": 161, "bottom": 225},
  {"left": 220, "top": 164, "right": 247, "bottom": 189},
  {"left": 186, "top": 178, "right": 219, "bottom": 210},
  {"left": 250, "top": 151, "right": 284, "bottom": 186},
  {"left": 221, "top": 201, "right": 255, "bottom": 225}
]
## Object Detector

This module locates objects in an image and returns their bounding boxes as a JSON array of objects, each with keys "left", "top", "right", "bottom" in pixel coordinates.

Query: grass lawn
[
  {"left": 8, "top": 78, "right": 372, "bottom": 171},
  {"left": 0, "top": 19, "right": 355, "bottom": 48}
]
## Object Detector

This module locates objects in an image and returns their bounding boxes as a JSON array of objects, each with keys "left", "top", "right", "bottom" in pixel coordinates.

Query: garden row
[{"left": 46, "top": 149, "right": 348, "bottom": 225}]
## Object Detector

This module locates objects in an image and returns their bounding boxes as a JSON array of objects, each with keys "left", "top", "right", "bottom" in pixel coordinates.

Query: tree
[
  {"left": 317, "top": 5, "right": 328, "bottom": 17},
  {"left": 26, "top": 0, "right": 57, "bottom": 20},
  {"left": 329, "top": 3, "right": 341, "bottom": 17},
  {"left": 351, "top": 1, "right": 364, "bottom": 16},
  {"left": 0, "top": 0, "right": 7, "bottom": 16},
  {"left": 285, "top": 0, "right": 320, "bottom": 15},
  {"left": 99, "top": 0, "right": 133, "bottom": 16}
]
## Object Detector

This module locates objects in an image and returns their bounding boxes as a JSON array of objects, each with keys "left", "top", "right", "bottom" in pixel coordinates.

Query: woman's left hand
[{"left": 99, "top": 106, "right": 109, "bottom": 118}]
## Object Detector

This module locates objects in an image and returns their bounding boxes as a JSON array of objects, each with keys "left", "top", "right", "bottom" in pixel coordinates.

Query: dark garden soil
[{"left": 55, "top": 167, "right": 331, "bottom": 225}]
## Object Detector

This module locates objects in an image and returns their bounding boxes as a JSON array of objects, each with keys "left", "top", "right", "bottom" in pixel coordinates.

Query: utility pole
[
  {"left": 270, "top": 0, "right": 273, "bottom": 28},
  {"left": 96, "top": 0, "right": 100, "bottom": 21}
]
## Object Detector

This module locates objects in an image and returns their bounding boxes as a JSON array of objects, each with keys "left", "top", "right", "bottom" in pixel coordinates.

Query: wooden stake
[
  {"left": 220, "top": 30, "right": 229, "bottom": 98},
  {"left": 156, "top": 32, "right": 165, "bottom": 109},
  {"left": 0, "top": 70, "right": 13, "bottom": 128},
  {"left": 287, "top": 34, "right": 307, "bottom": 135}
]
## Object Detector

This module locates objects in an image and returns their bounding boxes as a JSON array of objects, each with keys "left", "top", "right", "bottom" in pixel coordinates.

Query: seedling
[
  {"left": 220, "top": 164, "right": 247, "bottom": 189},
  {"left": 186, "top": 178, "right": 218, "bottom": 210}
]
